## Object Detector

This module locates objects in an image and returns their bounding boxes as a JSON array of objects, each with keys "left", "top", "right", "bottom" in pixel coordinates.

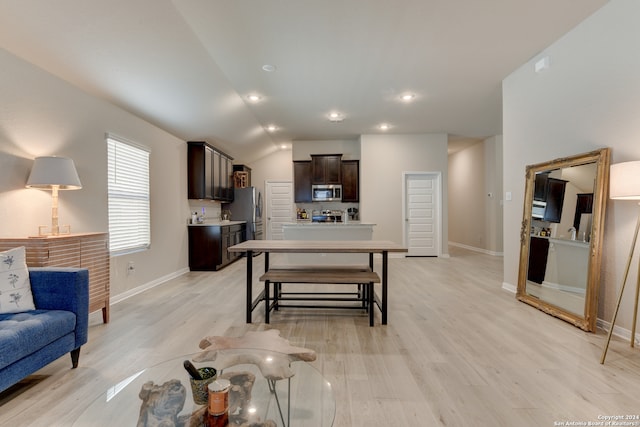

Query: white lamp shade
[
  {"left": 26, "top": 156, "right": 82, "bottom": 190},
  {"left": 610, "top": 161, "right": 640, "bottom": 200}
]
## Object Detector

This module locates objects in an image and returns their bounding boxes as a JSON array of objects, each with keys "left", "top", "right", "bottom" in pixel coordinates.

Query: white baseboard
[
  {"left": 540, "top": 280, "right": 585, "bottom": 296},
  {"left": 502, "top": 281, "right": 517, "bottom": 293},
  {"left": 110, "top": 267, "right": 190, "bottom": 306},
  {"left": 597, "top": 317, "right": 640, "bottom": 346},
  {"left": 503, "top": 281, "right": 640, "bottom": 345},
  {"left": 448, "top": 241, "right": 504, "bottom": 257}
]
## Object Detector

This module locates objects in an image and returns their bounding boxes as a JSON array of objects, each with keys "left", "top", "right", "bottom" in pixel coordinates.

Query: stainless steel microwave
[
  {"left": 312, "top": 184, "right": 342, "bottom": 202},
  {"left": 532, "top": 200, "right": 547, "bottom": 220}
]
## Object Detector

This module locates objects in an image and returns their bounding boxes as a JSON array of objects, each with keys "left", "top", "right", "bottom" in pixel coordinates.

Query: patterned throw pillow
[{"left": 0, "top": 246, "right": 36, "bottom": 314}]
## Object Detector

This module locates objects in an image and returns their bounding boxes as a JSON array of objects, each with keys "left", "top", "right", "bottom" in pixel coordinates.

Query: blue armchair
[{"left": 0, "top": 267, "right": 89, "bottom": 393}]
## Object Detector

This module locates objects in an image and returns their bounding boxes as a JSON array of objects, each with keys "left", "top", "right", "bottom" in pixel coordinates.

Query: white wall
[
  {"left": 292, "top": 139, "right": 360, "bottom": 161},
  {"left": 448, "top": 136, "right": 503, "bottom": 255},
  {"left": 0, "top": 48, "right": 190, "bottom": 300},
  {"left": 449, "top": 141, "right": 485, "bottom": 250},
  {"left": 485, "top": 136, "right": 504, "bottom": 254},
  {"left": 503, "top": 0, "right": 640, "bottom": 333},
  {"left": 360, "top": 133, "right": 448, "bottom": 252},
  {"left": 247, "top": 148, "right": 293, "bottom": 201}
]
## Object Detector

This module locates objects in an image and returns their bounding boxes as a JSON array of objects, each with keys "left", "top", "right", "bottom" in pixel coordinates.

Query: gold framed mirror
[{"left": 516, "top": 148, "right": 610, "bottom": 331}]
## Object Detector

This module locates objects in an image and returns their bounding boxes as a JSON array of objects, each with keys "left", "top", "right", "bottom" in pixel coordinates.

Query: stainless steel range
[{"left": 311, "top": 209, "right": 343, "bottom": 223}]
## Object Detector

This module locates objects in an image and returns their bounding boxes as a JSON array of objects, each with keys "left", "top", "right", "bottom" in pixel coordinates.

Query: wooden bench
[{"left": 259, "top": 266, "right": 381, "bottom": 326}]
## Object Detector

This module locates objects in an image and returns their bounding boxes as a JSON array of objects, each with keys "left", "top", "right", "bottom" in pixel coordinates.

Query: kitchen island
[
  {"left": 282, "top": 222, "right": 375, "bottom": 265},
  {"left": 545, "top": 237, "right": 590, "bottom": 293}
]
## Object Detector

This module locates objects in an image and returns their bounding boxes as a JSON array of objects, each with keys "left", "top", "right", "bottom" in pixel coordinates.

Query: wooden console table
[{"left": 0, "top": 233, "right": 110, "bottom": 323}]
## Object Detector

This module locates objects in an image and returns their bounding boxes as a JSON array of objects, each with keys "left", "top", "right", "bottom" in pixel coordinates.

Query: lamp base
[{"left": 37, "top": 224, "right": 71, "bottom": 237}]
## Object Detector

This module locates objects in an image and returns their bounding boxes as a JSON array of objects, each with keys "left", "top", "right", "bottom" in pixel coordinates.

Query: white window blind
[{"left": 107, "top": 135, "right": 150, "bottom": 255}]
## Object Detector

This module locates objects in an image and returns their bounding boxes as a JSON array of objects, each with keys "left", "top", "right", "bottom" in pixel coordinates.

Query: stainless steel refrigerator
[{"left": 226, "top": 187, "right": 263, "bottom": 240}]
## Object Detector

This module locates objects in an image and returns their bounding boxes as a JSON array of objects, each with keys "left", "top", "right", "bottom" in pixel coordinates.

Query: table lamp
[
  {"left": 601, "top": 160, "right": 640, "bottom": 363},
  {"left": 26, "top": 156, "right": 82, "bottom": 236}
]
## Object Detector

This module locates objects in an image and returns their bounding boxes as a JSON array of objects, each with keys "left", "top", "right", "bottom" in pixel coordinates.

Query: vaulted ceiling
[{"left": 0, "top": 0, "right": 607, "bottom": 162}]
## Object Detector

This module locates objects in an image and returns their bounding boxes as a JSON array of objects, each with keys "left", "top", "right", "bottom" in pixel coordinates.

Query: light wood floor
[{"left": 2, "top": 247, "right": 640, "bottom": 426}]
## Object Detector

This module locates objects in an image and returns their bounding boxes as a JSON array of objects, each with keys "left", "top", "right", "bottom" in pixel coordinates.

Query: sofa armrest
[{"left": 28, "top": 267, "right": 89, "bottom": 348}]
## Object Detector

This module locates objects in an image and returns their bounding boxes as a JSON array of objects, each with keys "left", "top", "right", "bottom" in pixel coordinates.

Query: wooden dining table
[{"left": 227, "top": 239, "right": 408, "bottom": 325}]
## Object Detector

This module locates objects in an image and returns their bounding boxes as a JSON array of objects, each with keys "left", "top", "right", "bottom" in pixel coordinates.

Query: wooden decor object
[
  {"left": 137, "top": 379, "right": 186, "bottom": 427},
  {"left": 233, "top": 171, "right": 249, "bottom": 188},
  {"left": 194, "top": 329, "right": 316, "bottom": 380},
  {"left": 138, "top": 373, "right": 275, "bottom": 427},
  {"left": 0, "top": 232, "right": 110, "bottom": 323},
  {"left": 219, "top": 371, "right": 255, "bottom": 418}
]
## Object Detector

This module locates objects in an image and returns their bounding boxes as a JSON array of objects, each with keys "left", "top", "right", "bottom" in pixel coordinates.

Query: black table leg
[
  {"left": 246, "top": 250, "right": 253, "bottom": 323},
  {"left": 368, "top": 282, "right": 374, "bottom": 326},
  {"left": 382, "top": 250, "right": 388, "bottom": 325}
]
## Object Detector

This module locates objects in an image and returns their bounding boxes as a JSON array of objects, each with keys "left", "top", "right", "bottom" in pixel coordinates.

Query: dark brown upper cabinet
[
  {"left": 187, "top": 141, "right": 234, "bottom": 202},
  {"left": 311, "top": 154, "right": 342, "bottom": 184},
  {"left": 543, "top": 178, "right": 567, "bottom": 223},
  {"left": 341, "top": 160, "right": 359, "bottom": 202},
  {"left": 573, "top": 193, "right": 594, "bottom": 229},
  {"left": 533, "top": 172, "right": 549, "bottom": 201},
  {"left": 533, "top": 172, "right": 568, "bottom": 223},
  {"left": 293, "top": 161, "right": 312, "bottom": 203}
]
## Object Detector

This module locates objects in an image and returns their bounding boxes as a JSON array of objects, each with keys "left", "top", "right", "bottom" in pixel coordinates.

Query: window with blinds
[{"left": 106, "top": 135, "right": 150, "bottom": 255}]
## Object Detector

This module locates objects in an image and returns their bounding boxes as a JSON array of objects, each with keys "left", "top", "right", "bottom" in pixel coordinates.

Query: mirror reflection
[
  {"left": 517, "top": 148, "right": 610, "bottom": 331},
  {"left": 526, "top": 163, "right": 596, "bottom": 316}
]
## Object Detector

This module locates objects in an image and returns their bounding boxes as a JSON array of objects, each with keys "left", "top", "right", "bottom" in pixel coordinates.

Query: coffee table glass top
[{"left": 73, "top": 349, "right": 334, "bottom": 426}]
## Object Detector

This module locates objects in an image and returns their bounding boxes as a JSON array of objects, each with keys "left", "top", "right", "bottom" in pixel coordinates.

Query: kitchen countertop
[
  {"left": 188, "top": 220, "right": 246, "bottom": 226},
  {"left": 283, "top": 222, "right": 375, "bottom": 227},
  {"left": 548, "top": 237, "right": 590, "bottom": 248}
]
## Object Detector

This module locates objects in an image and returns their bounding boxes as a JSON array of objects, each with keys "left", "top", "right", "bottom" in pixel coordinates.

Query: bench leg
[
  {"left": 265, "top": 280, "right": 270, "bottom": 324},
  {"left": 276, "top": 282, "right": 282, "bottom": 310},
  {"left": 360, "top": 283, "right": 367, "bottom": 310}
]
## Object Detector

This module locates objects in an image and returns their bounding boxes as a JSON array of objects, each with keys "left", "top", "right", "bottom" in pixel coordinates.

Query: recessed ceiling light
[
  {"left": 379, "top": 123, "right": 390, "bottom": 131},
  {"left": 262, "top": 64, "right": 276, "bottom": 72},
  {"left": 247, "top": 94, "right": 261, "bottom": 102},
  {"left": 400, "top": 93, "right": 416, "bottom": 102},
  {"left": 266, "top": 125, "right": 278, "bottom": 132},
  {"left": 328, "top": 112, "right": 344, "bottom": 122}
]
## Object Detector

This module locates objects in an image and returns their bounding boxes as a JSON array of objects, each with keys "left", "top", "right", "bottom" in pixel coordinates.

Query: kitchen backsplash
[
  {"left": 188, "top": 201, "right": 222, "bottom": 223},
  {"left": 295, "top": 202, "right": 360, "bottom": 222}
]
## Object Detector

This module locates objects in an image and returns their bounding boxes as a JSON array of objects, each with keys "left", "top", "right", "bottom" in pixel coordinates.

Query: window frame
[{"left": 106, "top": 133, "right": 151, "bottom": 256}]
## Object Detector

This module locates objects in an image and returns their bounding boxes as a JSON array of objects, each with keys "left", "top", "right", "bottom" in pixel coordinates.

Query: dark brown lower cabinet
[
  {"left": 188, "top": 223, "right": 246, "bottom": 271},
  {"left": 527, "top": 236, "right": 550, "bottom": 284}
]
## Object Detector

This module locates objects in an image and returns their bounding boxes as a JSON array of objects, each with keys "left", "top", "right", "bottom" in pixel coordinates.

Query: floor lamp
[
  {"left": 26, "top": 156, "right": 82, "bottom": 236},
  {"left": 600, "top": 160, "right": 640, "bottom": 364}
]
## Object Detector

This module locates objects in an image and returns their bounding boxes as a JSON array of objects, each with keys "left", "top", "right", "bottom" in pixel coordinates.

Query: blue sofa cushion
[{"left": 0, "top": 310, "right": 76, "bottom": 370}]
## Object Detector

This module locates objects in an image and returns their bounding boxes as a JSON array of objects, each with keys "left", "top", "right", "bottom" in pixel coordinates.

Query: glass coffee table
[{"left": 74, "top": 349, "right": 334, "bottom": 426}]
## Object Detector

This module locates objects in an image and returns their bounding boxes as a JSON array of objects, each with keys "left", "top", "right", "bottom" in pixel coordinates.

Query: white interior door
[
  {"left": 403, "top": 172, "right": 441, "bottom": 256},
  {"left": 265, "top": 180, "right": 293, "bottom": 240}
]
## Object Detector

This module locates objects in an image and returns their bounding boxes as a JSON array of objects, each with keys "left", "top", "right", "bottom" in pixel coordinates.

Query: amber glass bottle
[{"left": 206, "top": 411, "right": 228, "bottom": 427}]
